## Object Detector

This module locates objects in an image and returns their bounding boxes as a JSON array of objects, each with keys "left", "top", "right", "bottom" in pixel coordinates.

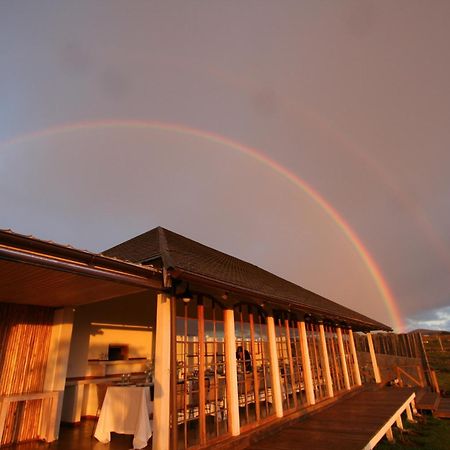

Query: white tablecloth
[{"left": 94, "top": 386, "right": 153, "bottom": 449}]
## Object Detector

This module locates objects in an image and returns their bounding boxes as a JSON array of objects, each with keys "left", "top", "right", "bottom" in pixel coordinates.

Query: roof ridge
[{"left": 157, "top": 227, "right": 175, "bottom": 269}]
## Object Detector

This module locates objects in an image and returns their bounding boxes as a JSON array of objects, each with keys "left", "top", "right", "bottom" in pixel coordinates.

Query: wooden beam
[
  {"left": 299, "top": 321, "right": 316, "bottom": 405},
  {"left": 336, "top": 327, "right": 351, "bottom": 390},
  {"left": 267, "top": 316, "right": 284, "bottom": 417},
  {"left": 224, "top": 309, "right": 240, "bottom": 436},
  {"left": 318, "top": 323, "right": 334, "bottom": 398},
  {"left": 367, "top": 333, "right": 381, "bottom": 383},
  {"left": 348, "top": 329, "right": 362, "bottom": 386}
]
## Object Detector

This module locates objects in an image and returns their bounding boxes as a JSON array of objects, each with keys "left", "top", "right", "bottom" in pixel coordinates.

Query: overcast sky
[{"left": 1, "top": 1, "right": 449, "bottom": 331}]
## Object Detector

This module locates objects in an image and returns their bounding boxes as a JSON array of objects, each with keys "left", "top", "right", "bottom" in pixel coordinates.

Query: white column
[
  {"left": 153, "top": 293, "right": 172, "bottom": 450},
  {"left": 336, "top": 327, "right": 351, "bottom": 390},
  {"left": 267, "top": 316, "right": 283, "bottom": 417},
  {"left": 224, "top": 308, "right": 240, "bottom": 436},
  {"left": 348, "top": 329, "right": 362, "bottom": 386},
  {"left": 318, "top": 323, "right": 334, "bottom": 398},
  {"left": 43, "top": 307, "right": 74, "bottom": 441},
  {"left": 299, "top": 321, "right": 316, "bottom": 405},
  {"left": 367, "top": 333, "right": 382, "bottom": 383}
]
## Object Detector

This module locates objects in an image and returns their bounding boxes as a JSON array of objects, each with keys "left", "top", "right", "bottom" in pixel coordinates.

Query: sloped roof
[{"left": 103, "top": 227, "right": 391, "bottom": 331}]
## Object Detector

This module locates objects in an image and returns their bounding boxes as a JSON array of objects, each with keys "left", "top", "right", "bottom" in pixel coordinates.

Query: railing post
[
  {"left": 386, "top": 427, "right": 394, "bottom": 443},
  {"left": 406, "top": 403, "right": 414, "bottom": 422},
  {"left": 367, "top": 333, "right": 382, "bottom": 383}
]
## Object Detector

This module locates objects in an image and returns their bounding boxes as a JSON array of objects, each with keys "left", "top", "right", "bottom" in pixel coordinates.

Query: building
[{"left": 0, "top": 226, "right": 398, "bottom": 449}]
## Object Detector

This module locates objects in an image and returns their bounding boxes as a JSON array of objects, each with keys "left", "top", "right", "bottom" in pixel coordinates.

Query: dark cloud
[{"left": 406, "top": 305, "right": 450, "bottom": 332}]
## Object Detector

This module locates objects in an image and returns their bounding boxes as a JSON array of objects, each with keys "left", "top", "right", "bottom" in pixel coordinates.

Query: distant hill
[{"left": 408, "top": 328, "right": 450, "bottom": 335}]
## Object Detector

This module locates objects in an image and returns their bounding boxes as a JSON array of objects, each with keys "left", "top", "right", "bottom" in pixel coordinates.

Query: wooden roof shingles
[{"left": 103, "top": 227, "right": 391, "bottom": 331}]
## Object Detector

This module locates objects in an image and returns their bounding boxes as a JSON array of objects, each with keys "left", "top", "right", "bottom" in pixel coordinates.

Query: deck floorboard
[{"left": 245, "top": 387, "right": 415, "bottom": 450}]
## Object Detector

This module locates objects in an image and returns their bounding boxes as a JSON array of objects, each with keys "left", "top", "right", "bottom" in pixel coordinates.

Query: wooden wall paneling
[{"left": 0, "top": 303, "right": 53, "bottom": 446}]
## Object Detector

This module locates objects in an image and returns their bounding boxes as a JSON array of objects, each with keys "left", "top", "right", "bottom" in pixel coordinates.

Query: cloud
[{"left": 405, "top": 305, "right": 450, "bottom": 332}]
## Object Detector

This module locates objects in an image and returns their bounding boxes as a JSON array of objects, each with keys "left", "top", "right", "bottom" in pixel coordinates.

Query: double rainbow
[{"left": 0, "top": 119, "right": 405, "bottom": 331}]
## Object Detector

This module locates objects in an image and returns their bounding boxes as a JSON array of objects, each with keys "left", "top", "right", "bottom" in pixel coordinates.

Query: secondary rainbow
[{"left": 0, "top": 119, "right": 405, "bottom": 331}]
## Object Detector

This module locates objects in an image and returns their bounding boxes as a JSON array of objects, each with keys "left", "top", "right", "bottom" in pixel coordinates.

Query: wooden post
[
  {"left": 153, "top": 293, "right": 172, "bottom": 450},
  {"left": 267, "top": 316, "right": 284, "bottom": 417},
  {"left": 405, "top": 403, "right": 414, "bottom": 422},
  {"left": 299, "top": 321, "right": 316, "bottom": 405},
  {"left": 318, "top": 323, "right": 334, "bottom": 398},
  {"left": 43, "top": 307, "right": 74, "bottom": 441},
  {"left": 416, "top": 365, "right": 425, "bottom": 387},
  {"left": 348, "top": 329, "right": 362, "bottom": 386},
  {"left": 336, "top": 327, "right": 351, "bottom": 390},
  {"left": 431, "top": 370, "right": 440, "bottom": 393},
  {"left": 367, "top": 333, "right": 382, "bottom": 383},
  {"left": 396, "top": 415, "right": 403, "bottom": 430},
  {"left": 224, "top": 308, "right": 240, "bottom": 436},
  {"left": 385, "top": 427, "right": 394, "bottom": 442}
]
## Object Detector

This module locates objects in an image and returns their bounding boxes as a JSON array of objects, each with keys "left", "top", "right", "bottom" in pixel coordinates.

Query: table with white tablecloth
[{"left": 94, "top": 385, "right": 153, "bottom": 449}]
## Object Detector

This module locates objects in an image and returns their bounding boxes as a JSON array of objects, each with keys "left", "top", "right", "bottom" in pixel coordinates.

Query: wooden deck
[
  {"left": 435, "top": 397, "right": 450, "bottom": 418},
  {"left": 245, "top": 387, "right": 416, "bottom": 450},
  {"left": 415, "top": 389, "right": 440, "bottom": 411}
]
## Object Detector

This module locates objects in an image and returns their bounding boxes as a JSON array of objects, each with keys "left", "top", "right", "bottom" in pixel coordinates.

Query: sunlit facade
[{"left": 0, "top": 227, "right": 404, "bottom": 450}]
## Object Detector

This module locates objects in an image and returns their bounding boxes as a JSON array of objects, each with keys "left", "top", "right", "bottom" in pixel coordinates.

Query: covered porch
[{"left": 0, "top": 227, "right": 399, "bottom": 450}]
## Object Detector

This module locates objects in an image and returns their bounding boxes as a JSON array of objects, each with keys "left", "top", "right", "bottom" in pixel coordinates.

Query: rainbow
[{"left": 0, "top": 119, "right": 405, "bottom": 331}]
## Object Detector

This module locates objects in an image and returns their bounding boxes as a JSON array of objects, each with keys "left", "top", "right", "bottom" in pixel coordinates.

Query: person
[{"left": 236, "top": 345, "right": 252, "bottom": 373}]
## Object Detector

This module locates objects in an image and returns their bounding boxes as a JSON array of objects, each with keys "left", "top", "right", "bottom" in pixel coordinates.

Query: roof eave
[{"left": 170, "top": 268, "right": 391, "bottom": 332}]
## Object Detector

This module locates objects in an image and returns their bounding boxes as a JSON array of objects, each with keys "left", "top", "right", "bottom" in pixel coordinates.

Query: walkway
[{"left": 245, "top": 387, "right": 416, "bottom": 450}]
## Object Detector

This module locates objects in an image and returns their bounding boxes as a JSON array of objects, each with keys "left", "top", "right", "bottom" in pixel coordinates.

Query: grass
[
  {"left": 376, "top": 415, "right": 450, "bottom": 450},
  {"left": 421, "top": 335, "right": 450, "bottom": 394},
  {"left": 427, "top": 352, "right": 450, "bottom": 394},
  {"left": 376, "top": 337, "right": 450, "bottom": 449}
]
